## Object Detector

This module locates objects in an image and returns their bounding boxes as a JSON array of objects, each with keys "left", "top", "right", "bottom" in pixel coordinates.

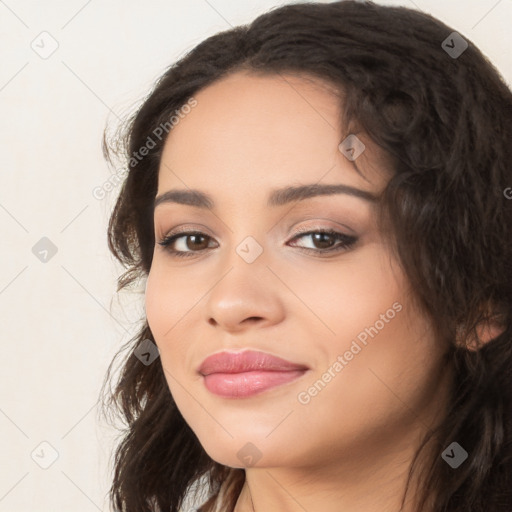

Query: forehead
[{"left": 157, "top": 71, "right": 390, "bottom": 198}]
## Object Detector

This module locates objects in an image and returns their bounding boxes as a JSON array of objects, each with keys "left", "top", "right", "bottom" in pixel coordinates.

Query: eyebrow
[{"left": 153, "top": 183, "right": 379, "bottom": 211}]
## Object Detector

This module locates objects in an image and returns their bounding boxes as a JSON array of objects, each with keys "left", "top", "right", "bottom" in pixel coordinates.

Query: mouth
[{"left": 198, "top": 349, "right": 310, "bottom": 398}]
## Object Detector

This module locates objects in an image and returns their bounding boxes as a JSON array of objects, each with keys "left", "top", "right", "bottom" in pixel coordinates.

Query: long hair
[{"left": 99, "top": 1, "right": 512, "bottom": 511}]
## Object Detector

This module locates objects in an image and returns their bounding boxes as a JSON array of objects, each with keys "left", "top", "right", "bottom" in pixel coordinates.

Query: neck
[{"left": 233, "top": 422, "right": 439, "bottom": 512}]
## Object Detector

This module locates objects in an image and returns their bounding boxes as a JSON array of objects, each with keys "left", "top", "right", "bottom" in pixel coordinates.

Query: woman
[{"left": 100, "top": 1, "right": 512, "bottom": 511}]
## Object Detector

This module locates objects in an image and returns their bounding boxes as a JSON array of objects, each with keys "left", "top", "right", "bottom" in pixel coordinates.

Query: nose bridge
[
  {"left": 218, "top": 229, "right": 269, "bottom": 288},
  {"left": 205, "top": 190, "right": 284, "bottom": 286},
  {"left": 220, "top": 196, "right": 270, "bottom": 266},
  {"left": 234, "top": 232, "right": 266, "bottom": 266},
  {"left": 202, "top": 220, "right": 284, "bottom": 328}
]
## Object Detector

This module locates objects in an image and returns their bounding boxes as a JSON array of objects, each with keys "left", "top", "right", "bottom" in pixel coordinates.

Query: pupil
[
  {"left": 313, "top": 233, "right": 333, "bottom": 249},
  {"left": 189, "top": 235, "right": 206, "bottom": 249}
]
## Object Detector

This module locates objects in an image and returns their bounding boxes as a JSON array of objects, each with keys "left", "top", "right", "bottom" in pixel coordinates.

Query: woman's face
[{"left": 145, "top": 71, "right": 453, "bottom": 471}]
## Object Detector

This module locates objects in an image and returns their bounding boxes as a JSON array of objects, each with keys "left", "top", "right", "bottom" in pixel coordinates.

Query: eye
[
  {"left": 157, "top": 228, "right": 358, "bottom": 258},
  {"left": 288, "top": 228, "right": 358, "bottom": 254},
  {"left": 157, "top": 231, "right": 217, "bottom": 258}
]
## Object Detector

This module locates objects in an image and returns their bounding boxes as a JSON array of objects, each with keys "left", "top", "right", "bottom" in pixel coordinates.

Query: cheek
[
  {"left": 145, "top": 257, "right": 198, "bottom": 336},
  {"left": 288, "top": 247, "right": 425, "bottom": 417},
  {"left": 293, "top": 308, "right": 439, "bottom": 465},
  {"left": 145, "top": 269, "right": 197, "bottom": 408},
  {"left": 282, "top": 242, "right": 405, "bottom": 342},
  {"left": 144, "top": 264, "right": 191, "bottom": 360},
  {"left": 145, "top": 275, "right": 171, "bottom": 340}
]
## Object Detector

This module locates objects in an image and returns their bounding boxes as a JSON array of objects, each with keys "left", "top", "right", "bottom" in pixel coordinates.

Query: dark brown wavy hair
[{"left": 99, "top": 1, "right": 512, "bottom": 511}]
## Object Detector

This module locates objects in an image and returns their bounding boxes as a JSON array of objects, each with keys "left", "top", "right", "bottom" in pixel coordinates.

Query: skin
[{"left": 145, "top": 71, "right": 456, "bottom": 512}]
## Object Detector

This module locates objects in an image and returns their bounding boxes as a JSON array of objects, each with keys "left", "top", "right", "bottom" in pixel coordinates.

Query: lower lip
[{"left": 202, "top": 370, "right": 307, "bottom": 398}]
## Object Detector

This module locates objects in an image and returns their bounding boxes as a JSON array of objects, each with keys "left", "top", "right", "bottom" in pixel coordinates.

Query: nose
[{"left": 203, "top": 258, "right": 286, "bottom": 334}]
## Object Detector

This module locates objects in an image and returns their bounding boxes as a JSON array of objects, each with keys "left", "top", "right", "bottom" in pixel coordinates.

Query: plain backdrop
[{"left": 1, "top": 0, "right": 511, "bottom": 510}]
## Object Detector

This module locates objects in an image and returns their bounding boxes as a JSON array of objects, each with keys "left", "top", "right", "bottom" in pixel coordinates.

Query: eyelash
[{"left": 157, "top": 228, "right": 358, "bottom": 259}]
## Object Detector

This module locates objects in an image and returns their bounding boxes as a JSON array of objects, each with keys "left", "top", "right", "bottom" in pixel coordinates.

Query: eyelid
[
  {"left": 157, "top": 223, "right": 214, "bottom": 239},
  {"left": 158, "top": 217, "right": 356, "bottom": 238},
  {"left": 288, "top": 216, "right": 359, "bottom": 237}
]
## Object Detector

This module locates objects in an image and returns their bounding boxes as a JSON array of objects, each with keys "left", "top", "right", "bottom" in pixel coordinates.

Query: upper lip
[{"left": 198, "top": 350, "right": 309, "bottom": 376}]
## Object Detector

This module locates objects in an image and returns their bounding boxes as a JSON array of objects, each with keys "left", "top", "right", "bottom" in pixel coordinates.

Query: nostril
[{"left": 246, "top": 317, "right": 263, "bottom": 323}]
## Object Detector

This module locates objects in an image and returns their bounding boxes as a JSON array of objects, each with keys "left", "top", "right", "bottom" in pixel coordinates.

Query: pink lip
[{"left": 198, "top": 350, "right": 309, "bottom": 398}]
